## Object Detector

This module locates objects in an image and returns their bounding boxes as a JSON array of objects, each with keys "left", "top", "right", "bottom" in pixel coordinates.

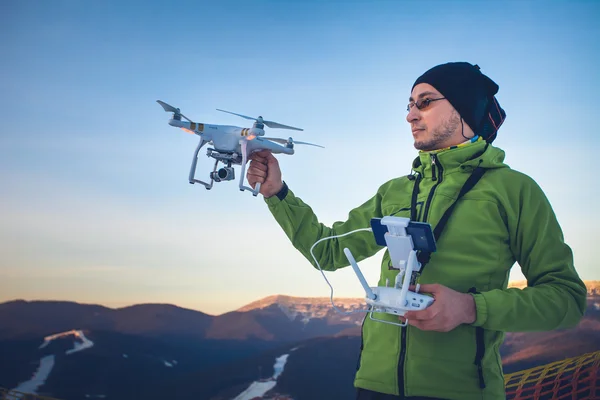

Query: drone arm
[{"left": 238, "top": 140, "right": 261, "bottom": 196}]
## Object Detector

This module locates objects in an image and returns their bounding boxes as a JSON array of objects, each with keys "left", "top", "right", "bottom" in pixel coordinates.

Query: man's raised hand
[{"left": 247, "top": 150, "right": 283, "bottom": 198}]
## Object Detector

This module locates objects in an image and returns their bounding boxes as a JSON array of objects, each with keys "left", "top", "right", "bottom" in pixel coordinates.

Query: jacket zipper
[
  {"left": 357, "top": 314, "right": 367, "bottom": 371},
  {"left": 397, "top": 326, "right": 407, "bottom": 397},
  {"left": 398, "top": 153, "right": 443, "bottom": 398}
]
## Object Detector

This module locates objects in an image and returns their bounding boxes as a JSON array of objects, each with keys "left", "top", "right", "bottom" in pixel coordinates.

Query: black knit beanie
[{"left": 412, "top": 62, "right": 506, "bottom": 142}]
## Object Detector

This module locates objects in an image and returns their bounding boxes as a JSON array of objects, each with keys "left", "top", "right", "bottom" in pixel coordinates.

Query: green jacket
[{"left": 264, "top": 140, "right": 587, "bottom": 399}]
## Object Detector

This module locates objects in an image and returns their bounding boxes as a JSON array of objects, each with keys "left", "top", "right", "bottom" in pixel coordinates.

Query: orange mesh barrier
[{"left": 504, "top": 351, "right": 600, "bottom": 399}]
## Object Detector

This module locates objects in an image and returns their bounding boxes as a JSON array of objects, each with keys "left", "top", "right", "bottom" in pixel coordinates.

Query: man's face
[{"left": 406, "top": 83, "right": 460, "bottom": 151}]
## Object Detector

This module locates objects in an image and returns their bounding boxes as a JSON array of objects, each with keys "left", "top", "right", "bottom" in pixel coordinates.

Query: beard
[{"left": 414, "top": 110, "right": 460, "bottom": 151}]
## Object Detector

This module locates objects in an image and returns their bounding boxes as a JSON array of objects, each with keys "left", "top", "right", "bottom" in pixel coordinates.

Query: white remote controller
[
  {"left": 344, "top": 247, "right": 434, "bottom": 318},
  {"left": 343, "top": 216, "right": 436, "bottom": 326},
  {"left": 366, "top": 286, "right": 434, "bottom": 316}
]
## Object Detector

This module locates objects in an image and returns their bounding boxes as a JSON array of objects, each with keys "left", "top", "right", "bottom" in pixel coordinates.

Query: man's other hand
[
  {"left": 400, "top": 284, "right": 476, "bottom": 332},
  {"left": 247, "top": 150, "right": 283, "bottom": 198}
]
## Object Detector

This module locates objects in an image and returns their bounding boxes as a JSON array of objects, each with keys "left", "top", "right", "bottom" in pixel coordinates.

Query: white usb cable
[{"left": 309, "top": 227, "right": 374, "bottom": 315}]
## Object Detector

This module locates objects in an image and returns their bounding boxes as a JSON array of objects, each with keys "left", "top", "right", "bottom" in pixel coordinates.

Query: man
[{"left": 246, "top": 62, "right": 587, "bottom": 400}]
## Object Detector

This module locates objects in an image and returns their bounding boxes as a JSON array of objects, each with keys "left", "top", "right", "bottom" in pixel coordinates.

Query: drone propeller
[
  {"left": 216, "top": 109, "right": 303, "bottom": 131},
  {"left": 262, "top": 137, "right": 324, "bottom": 148},
  {"left": 157, "top": 100, "right": 192, "bottom": 122}
]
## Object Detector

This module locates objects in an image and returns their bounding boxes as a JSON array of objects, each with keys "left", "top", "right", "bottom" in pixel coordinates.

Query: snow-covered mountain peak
[
  {"left": 238, "top": 295, "right": 363, "bottom": 311},
  {"left": 237, "top": 295, "right": 366, "bottom": 322}
]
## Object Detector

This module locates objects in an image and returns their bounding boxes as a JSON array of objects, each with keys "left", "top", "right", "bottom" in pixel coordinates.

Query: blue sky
[{"left": 1, "top": 0, "right": 598, "bottom": 315}]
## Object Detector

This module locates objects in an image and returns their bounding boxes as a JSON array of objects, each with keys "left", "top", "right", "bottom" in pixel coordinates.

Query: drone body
[
  {"left": 168, "top": 118, "right": 295, "bottom": 156},
  {"left": 157, "top": 100, "right": 322, "bottom": 196}
]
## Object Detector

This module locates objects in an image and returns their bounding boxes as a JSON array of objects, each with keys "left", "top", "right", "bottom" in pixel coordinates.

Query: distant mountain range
[
  {"left": 0, "top": 281, "right": 598, "bottom": 400},
  {"left": 0, "top": 295, "right": 364, "bottom": 342}
]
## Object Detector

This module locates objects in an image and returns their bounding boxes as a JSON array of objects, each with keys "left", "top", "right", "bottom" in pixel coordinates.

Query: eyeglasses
[{"left": 407, "top": 97, "right": 446, "bottom": 112}]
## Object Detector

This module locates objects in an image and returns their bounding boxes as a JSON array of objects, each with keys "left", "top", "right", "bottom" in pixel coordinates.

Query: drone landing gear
[
  {"left": 189, "top": 139, "right": 214, "bottom": 190},
  {"left": 239, "top": 139, "right": 261, "bottom": 197}
]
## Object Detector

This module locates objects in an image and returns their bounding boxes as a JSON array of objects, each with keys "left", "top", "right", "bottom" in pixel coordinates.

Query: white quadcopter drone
[{"left": 157, "top": 100, "right": 323, "bottom": 196}]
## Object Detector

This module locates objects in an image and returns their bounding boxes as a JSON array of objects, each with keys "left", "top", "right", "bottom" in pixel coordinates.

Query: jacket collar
[{"left": 411, "top": 140, "right": 496, "bottom": 177}]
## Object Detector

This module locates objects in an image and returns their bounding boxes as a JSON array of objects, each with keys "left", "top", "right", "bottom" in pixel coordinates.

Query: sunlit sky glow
[{"left": 1, "top": 1, "right": 598, "bottom": 315}]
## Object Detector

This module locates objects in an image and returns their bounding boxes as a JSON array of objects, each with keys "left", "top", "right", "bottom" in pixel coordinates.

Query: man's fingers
[
  {"left": 264, "top": 151, "right": 279, "bottom": 166},
  {"left": 404, "top": 310, "right": 429, "bottom": 321},
  {"left": 247, "top": 166, "right": 267, "bottom": 179},
  {"left": 249, "top": 160, "right": 268, "bottom": 173},
  {"left": 405, "top": 302, "right": 440, "bottom": 321},
  {"left": 402, "top": 313, "right": 449, "bottom": 331},
  {"left": 407, "top": 318, "right": 431, "bottom": 331},
  {"left": 256, "top": 149, "right": 272, "bottom": 156},
  {"left": 250, "top": 151, "right": 278, "bottom": 171},
  {"left": 248, "top": 158, "right": 268, "bottom": 178},
  {"left": 247, "top": 174, "right": 265, "bottom": 188},
  {"left": 248, "top": 172, "right": 266, "bottom": 182},
  {"left": 247, "top": 161, "right": 267, "bottom": 183}
]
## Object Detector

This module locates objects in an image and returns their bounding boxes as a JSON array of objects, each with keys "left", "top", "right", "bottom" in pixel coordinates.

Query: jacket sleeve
[
  {"left": 471, "top": 175, "right": 587, "bottom": 332},
  {"left": 264, "top": 185, "right": 385, "bottom": 271}
]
